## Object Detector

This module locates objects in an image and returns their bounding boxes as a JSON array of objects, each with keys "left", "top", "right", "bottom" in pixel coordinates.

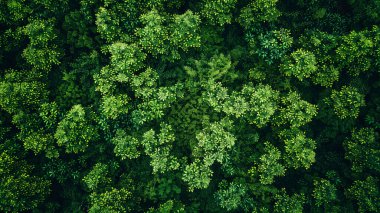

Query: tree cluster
[{"left": 1, "top": 0, "right": 380, "bottom": 212}]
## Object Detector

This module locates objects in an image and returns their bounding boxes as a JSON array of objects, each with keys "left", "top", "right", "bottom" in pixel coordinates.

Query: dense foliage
[{"left": 0, "top": 0, "right": 380, "bottom": 212}]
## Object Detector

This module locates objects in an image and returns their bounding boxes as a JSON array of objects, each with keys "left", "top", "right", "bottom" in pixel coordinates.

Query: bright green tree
[
  {"left": 328, "top": 86, "right": 365, "bottom": 119},
  {"left": 280, "top": 49, "right": 318, "bottom": 81},
  {"left": 55, "top": 105, "right": 98, "bottom": 153}
]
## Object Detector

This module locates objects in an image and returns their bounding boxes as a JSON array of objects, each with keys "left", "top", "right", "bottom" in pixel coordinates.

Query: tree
[
  {"left": 241, "top": 84, "right": 279, "bottom": 127},
  {"left": 146, "top": 200, "right": 185, "bottom": 213},
  {"left": 280, "top": 49, "right": 317, "bottom": 81},
  {"left": 257, "top": 142, "right": 286, "bottom": 185},
  {"left": 347, "top": 176, "right": 380, "bottom": 212},
  {"left": 0, "top": 69, "right": 48, "bottom": 114},
  {"left": 182, "top": 159, "right": 213, "bottom": 192},
  {"left": 247, "top": 29, "right": 293, "bottom": 65},
  {"left": 142, "top": 123, "right": 180, "bottom": 174},
  {"left": 214, "top": 180, "right": 247, "bottom": 211},
  {"left": 136, "top": 9, "right": 168, "bottom": 57},
  {"left": 185, "top": 53, "right": 235, "bottom": 83},
  {"left": 39, "top": 102, "right": 59, "bottom": 130},
  {"left": 200, "top": 0, "right": 237, "bottom": 26},
  {"left": 23, "top": 131, "right": 58, "bottom": 158},
  {"left": 112, "top": 129, "right": 140, "bottom": 160},
  {"left": 55, "top": 105, "right": 98, "bottom": 153},
  {"left": 192, "top": 119, "right": 236, "bottom": 166},
  {"left": 131, "top": 83, "right": 184, "bottom": 126},
  {"left": 344, "top": 128, "right": 380, "bottom": 173},
  {"left": 313, "top": 178, "right": 337, "bottom": 207},
  {"left": 239, "top": 0, "right": 281, "bottom": 29},
  {"left": 136, "top": 9, "right": 201, "bottom": 61},
  {"left": 83, "top": 163, "right": 112, "bottom": 192},
  {"left": 95, "top": 1, "right": 139, "bottom": 43},
  {"left": 298, "top": 30, "right": 340, "bottom": 87},
  {"left": 328, "top": 86, "right": 365, "bottom": 119},
  {"left": 94, "top": 43, "right": 146, "bottom": 95},
  {"left": 95, "top": 7, "right": 122, "bottom": 43},
  {"left": 101, "top": 94, "right": 130, "bottom": 120},
  {"left": 0, "top": 0, "right": 32, "bottom": 24},
  {"left": 0, "top": 150, "right": 51, "bottom": 212},
  {"left": 279, "top": 128, "right": 316, "bottom": 169},
  {"left": 275, "top": 92, "right": 318, "bottom": 128},
  {"left": 169, "top": 10, "right": 201, "bottom": 59},
  {"left": 22, "top": 19, "right": 61, "bottom": 70},
  {"left": 274, "top": 190, "right": 305, "bottom": 213},
  {"left": 336, "top": 30, "right": 374, "bottom": 76},
  {"left": 203, "top": 81, "right": 248, "bottom": 118},
  {"left": 88, "top": 188, "right": 132, "bottom": 213}
]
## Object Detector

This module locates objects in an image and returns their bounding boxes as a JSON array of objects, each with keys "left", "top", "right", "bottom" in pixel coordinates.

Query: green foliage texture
[{"left": 0, "top": 0, "right": 380, "bottom": 212}]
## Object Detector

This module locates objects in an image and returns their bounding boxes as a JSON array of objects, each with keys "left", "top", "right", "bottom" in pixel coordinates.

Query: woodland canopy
[{"left": 0, "top": 0, "right": 380, "bottom": 212}]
